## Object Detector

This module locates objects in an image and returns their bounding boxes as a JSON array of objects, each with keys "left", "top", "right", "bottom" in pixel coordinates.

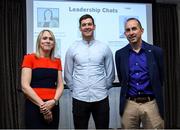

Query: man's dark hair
[
  {"left": 79, "top": 14, "right": 95, "bottom": 27},
  {"left": 125, "top": 17, "right": 143, "bottom": 29}
]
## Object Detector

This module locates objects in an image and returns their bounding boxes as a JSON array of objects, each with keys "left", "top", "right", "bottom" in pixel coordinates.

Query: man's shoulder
[
  {"left": 95, "top": 40, "right": 107, "bottom": 46},
  {"left": 146, "top": 43, "right": 163, "bottom": 52},
  {"left": 94, "top": 40, "right": 111, "bottom": 50},
  {"left": 142, "top": 41, "right": 162, "bottom": 53},
  {"left": 68, "top": 40, "right": 81, "bottom": 49},
  {"left": 116, "top": 44, "right": 129, "bottom": 54}
]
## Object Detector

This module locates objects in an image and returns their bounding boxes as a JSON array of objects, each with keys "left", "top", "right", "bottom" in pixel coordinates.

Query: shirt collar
[
  {"left": 128, "top": 41, "right": 145, "bottom": 52},
  {"left": 82, "top": 39, "right": 95, "bottom": 46}
]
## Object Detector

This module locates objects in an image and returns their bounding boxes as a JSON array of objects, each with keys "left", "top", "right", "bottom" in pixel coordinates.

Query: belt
[{"left": 127, "top": 96, "right": 154, "bottom": 103}]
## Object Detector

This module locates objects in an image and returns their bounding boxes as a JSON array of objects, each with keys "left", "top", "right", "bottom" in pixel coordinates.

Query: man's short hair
[
  {"left": 79, "top": 14, "right": 95, "bottom": 27},
  {"left": 125, "top": 17, "right": 142, "bottom": 29}
]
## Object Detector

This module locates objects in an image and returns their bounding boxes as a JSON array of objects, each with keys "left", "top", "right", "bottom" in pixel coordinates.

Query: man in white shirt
[{"left": 64, "top": 14, "right": 115, "bottom": 129}]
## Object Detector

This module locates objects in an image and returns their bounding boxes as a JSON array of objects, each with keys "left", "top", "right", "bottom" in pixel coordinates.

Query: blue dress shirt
[
  {"left": 64, "top": 39, "right": 115, "bottom": 102},
  {"left": 128, "top": 45, "right": 154, "bottom": 97}
]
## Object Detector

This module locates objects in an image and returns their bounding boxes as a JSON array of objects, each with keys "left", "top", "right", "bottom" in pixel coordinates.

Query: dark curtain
[
  {"left": 0, "top": 0, "right": 26, "bottom": 128},
  {"left": 153, "top": 3, "right": 180, "bottom": 128}
]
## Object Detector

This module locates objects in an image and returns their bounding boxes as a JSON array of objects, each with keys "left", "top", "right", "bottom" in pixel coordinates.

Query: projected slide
[{"left": 27, "top": 0, "right": 152, "bottom": 81}]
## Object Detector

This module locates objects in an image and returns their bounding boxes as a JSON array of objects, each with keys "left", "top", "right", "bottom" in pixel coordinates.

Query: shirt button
[
  {"left": 136, "top": 63, "right": 138, "bottom": 65},
  {"left": 136, "top": 73, "right": 139, "bottom": 75},
  {"left": 136, "top": 83, "right": 139, "bottom": 85}
]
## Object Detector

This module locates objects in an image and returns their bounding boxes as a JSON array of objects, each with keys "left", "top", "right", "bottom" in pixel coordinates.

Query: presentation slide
[{"left": 26, "top": 0, "right": 153, "bottom": 82}]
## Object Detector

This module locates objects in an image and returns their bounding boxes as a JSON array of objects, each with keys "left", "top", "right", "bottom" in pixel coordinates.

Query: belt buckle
[
  {"left": 136, "top": 97, "right": 147, "bottom": 103},
  {"left": 128, "top": 96, "right": 152, "bottom": 103}
]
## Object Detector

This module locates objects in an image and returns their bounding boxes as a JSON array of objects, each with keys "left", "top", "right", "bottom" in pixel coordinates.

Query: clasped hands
[{"left": 40, "top": 99, "right": 56, "bottom": 123}]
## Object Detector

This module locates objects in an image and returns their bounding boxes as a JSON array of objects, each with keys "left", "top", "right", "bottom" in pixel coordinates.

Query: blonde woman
[{"left": 21, "top": 29, "right": 64, "bottom": 128}]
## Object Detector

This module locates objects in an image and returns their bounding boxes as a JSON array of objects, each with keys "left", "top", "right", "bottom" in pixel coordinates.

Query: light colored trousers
[{"left": 122, "top": 99, "right": 164, "bottom": 129}]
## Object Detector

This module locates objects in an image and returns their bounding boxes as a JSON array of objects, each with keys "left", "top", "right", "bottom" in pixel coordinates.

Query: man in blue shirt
[
  {"left": 115, "top": 18, "right": 164, "bottom": 129},
  {"left": 64, "top": 14, "right": 115, "bottom": 129}
]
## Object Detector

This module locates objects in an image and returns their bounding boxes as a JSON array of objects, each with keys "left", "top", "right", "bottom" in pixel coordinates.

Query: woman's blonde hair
[{"left": 35, "top": 29, "right": 56, "bottom": 59}]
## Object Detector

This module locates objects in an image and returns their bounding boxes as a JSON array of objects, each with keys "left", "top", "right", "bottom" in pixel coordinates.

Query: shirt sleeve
[
  {"left": 56, "top": 58, "right": 62, "bottom": 71},
  {"left": 64, "top": 47, "right": 74, "bottom": 91},
  {"left": 104, "top": 46, "right": 115, "bottom": 89},
  {"left": 21, "top": 54, "right": 33, "bottom": 68}
]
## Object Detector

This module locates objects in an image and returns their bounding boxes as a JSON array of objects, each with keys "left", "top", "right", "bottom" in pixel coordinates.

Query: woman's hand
[
  {"left": 40, "top": 103, "right": 53, "bottom": 123},
  {"left": 43, "top": 99, "right": 56, "bottom": 110},
  {"left": 43, "top": 110, "right": 53, "bottom": 123}
]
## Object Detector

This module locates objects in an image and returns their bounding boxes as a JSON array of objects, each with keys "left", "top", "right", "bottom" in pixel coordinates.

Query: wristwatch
[{"left": 53, "top": 99, "right": 58, "bottom": 105}]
